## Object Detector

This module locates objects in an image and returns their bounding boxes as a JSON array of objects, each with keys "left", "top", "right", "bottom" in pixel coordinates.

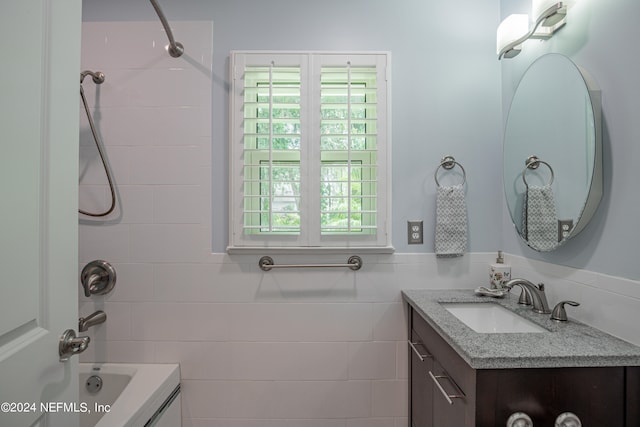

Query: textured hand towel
[
  {"left": 523, "top": 184, "right": 558, "bottom": 251},
  {"left": 435, "top": 184, "right": 467, "bottom": 257}
]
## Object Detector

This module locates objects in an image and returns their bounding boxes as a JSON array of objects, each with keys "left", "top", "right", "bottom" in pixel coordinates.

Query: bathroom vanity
[{"left": 403, "top": 290, "right": 640, "bottom": 427}]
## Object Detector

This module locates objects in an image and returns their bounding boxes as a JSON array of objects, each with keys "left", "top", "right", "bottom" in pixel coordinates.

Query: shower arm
[{"left": 149, "top": 0, "right": 184, "bottom": 58}]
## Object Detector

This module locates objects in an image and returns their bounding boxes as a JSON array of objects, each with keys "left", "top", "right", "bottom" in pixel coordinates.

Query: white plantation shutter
[{"left": 229, "top": 51, "right": 391, "bottom": 252}]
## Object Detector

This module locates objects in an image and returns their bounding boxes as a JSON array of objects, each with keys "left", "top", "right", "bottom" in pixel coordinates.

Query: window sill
[{"left": 226, "top": 246, "right": 395, "bottom": 255}]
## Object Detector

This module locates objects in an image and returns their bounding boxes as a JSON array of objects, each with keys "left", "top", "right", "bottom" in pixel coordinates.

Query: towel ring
[
  {"left": 522, "top": 155, "right": 554, "bottom": 187},
  {"left": 435, "top": 155, "right": 466, "bottom": 187}
]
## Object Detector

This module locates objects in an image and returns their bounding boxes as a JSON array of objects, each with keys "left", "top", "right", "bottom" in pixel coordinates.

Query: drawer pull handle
[
  {"left": 408, "top": 341, "right": 432, "bottom": 362},
  {"left": 428, "top": 370, "right": 465, "bottom": 405}
]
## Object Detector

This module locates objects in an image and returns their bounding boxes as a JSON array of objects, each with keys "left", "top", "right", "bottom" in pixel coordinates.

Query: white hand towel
[
  {"left": 523, "top": 184, "right": 558, "bottom": 251},
  {"left": 435, "top": 184, "right": 467, "bottom": 257}
]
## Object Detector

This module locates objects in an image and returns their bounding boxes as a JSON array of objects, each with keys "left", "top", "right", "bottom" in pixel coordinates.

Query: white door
[{"left": 0, "top": 1, "right": 82, "bottom": 426}]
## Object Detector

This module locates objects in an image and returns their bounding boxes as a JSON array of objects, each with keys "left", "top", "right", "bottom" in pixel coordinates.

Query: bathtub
[{"left": 79, "top": 363, "right": 181, "bottom": 427}]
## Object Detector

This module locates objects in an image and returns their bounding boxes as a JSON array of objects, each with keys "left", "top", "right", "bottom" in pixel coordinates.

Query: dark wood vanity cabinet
[{"left": 408, "top": 306, "right": 639, "bottom": 427}]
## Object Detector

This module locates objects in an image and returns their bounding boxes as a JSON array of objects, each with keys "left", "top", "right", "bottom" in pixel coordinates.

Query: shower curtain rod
[{"left": 149, "top": 0, "right": 184, "bottom": 58}]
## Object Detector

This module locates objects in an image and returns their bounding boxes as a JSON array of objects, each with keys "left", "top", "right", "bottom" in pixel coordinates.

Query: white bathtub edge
[{"left": 80, "top": 363, "right": 180, "bottom": 427}]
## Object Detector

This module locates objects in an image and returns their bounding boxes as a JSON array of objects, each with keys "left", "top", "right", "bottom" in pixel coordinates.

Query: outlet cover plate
[{"left": 408, "top": 220, "right": 423, "bottom": 244}]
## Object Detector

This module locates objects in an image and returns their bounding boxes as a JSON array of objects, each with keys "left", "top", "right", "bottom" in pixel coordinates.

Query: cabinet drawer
[{"left": 412, "top": 309, "right": 475, "bottom": 401}]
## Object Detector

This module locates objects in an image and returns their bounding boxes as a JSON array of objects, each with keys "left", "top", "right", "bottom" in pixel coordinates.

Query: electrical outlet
[
  {"left": 558, "top": 219, "right": 574, "bottom": 242},
  {"left": 407, "top": 220, "right": 423, "bottom": 244}
]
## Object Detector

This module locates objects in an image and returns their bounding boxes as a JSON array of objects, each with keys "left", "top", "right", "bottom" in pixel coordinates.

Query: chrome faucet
[
  {"left": 503, "top": 278, "right": 551, "bottom": 314},
  {"left": 78, "top": 310, "right": 107, "bottom": 332},
  {"left": 59, "top": 329, "right": 90, "bottom": 362}
]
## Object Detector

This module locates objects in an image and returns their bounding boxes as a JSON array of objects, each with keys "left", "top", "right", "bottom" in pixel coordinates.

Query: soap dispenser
[{"left": 489, "top": 251, "right": 511, "bottom": 289}]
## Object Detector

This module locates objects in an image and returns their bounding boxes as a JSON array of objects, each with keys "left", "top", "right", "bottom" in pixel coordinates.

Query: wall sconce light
[
  {"left": 497, "top": 14, "right": 529, "bottom": 59},
  {"left": 497, "top": 1, "right": 572, "bottom": 60}
]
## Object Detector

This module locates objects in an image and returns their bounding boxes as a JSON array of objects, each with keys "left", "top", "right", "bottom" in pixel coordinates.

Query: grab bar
[
  {"left": 258, "top": 255, "right": 363, "bottom": 272},
  {"left": 149, "top": 0, "right": 184, "bottom": 57}
]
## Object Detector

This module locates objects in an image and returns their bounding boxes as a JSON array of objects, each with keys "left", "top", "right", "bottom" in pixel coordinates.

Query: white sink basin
[{"left": 442, "top": 302, "right": 547, "bottom": 333}]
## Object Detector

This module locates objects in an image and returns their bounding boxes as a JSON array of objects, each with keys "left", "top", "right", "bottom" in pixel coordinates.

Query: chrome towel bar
[{"left": 258, "top": 255, "right": 363, "bottom": 272}]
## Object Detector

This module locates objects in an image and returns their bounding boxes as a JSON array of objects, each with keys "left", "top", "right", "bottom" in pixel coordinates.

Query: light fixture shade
[
  {"left": 533, "top": 0, "right": 559, "bottom": 20},
  {"left": 497, "top": 14, "right": 529, "bottom": 56},
  {"left": 533, "top": 0, "right": 575, "bottom": 26}
]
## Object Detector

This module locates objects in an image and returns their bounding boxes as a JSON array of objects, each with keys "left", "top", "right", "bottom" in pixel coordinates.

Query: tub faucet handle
[{"left": 81, "top": 260, "right": 116, "bottom": 298}]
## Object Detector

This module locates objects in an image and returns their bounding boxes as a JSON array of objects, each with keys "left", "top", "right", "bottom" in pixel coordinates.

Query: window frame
[{"left": 228, "top": 51, "right": 393, "bottom": 253}]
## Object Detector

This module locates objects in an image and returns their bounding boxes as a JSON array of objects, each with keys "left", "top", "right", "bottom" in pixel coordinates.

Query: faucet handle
[
  {"left": 517, "top": 287, "right": 532, "bottom": 306},
  {"left": 551, "top": 300, "right": 580, "bottom": 322}
]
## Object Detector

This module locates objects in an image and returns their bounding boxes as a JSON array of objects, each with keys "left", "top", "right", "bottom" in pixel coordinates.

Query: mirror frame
[{"left": 503, "top": 53, "right": 603, "bottom": 251}]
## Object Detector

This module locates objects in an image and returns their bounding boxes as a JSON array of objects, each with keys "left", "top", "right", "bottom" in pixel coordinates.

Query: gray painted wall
[
  {"left": 83, "top": 0, "right": 640, "bottom": 280},
  {"left": 81, "top": 0, "right": 504, "bottom": 254},
  {"left": 500, "top": 0, "right": 640, "bottom": 280}
]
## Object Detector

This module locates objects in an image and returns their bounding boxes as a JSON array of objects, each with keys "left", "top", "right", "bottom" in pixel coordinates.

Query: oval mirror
[{"left": 503, "top": 53, "right": 602, "bottom": 252}]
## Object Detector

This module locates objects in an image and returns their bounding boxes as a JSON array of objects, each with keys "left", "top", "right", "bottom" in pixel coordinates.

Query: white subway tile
[
  {"left": 79, "top": 301, "right": 133, "bottom": 341},
  {"left": 184, "top": 420, "right": 346, "bottom": 427},
  {"left": 226, "top": 342, "right": 349, "bottom": 380},
  {"left": 116, "top": 185, "right": 154, "bottom": 224},
  {"left": 348, "top": 341, "right": 397, "bottom": 380},
  {"left": 129, "top": 146, "right": 202, "bottom": 185},
  {"left": 228, "top": 303, "right": 373, "bottom": 342},
  {"left": 78, "top": 223, "right": 130, "bottom": 264},
  {"left": 129, "top": 224, "right": 207, "bottom": 262},
  {"left": 372, "top": 303, "right": 407, "bottom": 341},
  {"left": 153, "top": 185, "right": 203, "bottom": 224},
  {"left": 182, "top": 380, "right": 371, "bottom": 419},
  {"left": 154, "top": 341, "right": 232, "bottom": 380},
  {"left": 346, "top": 419, "right": 396, "bottom": 427},
  {"left": 79, "top": 145, "right": 130, "bottom": 186},
  {"left": 371, "top": 380, "right": 408, "bottom": 417},
  {"left": 79, "top": 340, "right": 155, "bottom": 364},
  {"left": 131, "top": 302, "right": 229, "bottom": 341},
  {"left": 396, "top": 341, "right": 409, "bottom": 379}
]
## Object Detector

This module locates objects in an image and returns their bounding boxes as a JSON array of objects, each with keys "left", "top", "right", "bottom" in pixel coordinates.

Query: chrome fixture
[
  {"left": 79, "top": 70, "right": 117, "bottom": 217},
  {"left": 59, "top": 329, "right": 90, "bottom": 362},
  {"left": 258, "top": 255, "right": 363, "bottom": 272},
  {"left": 85, "top": 375, "right": 103, "bottom": 394},
  {"left": 149, "top": 0, "right": 184, "bottom": 58},
  {"left": 81, "top": 260, "right": 117, "bottom": 297},
  {"left": 497, "top": 1, "right": 574, "bottom": 60},
  {"left": 79, "top": 310, "right": 107, "bottom": 332},
  {"left": 503, "top": 278, "right": 551, "bottom": 314},
  {"left": 522, "top": 155, "right": 555, "bottom": 187},
  {"left": 408, "top": 340, "right": 432, "bottom": 362},
  {"left": 510, "top": 282, "right": 533, "bottom": 306},
  {"left": 81, "top": 70, "right": 105, "bottom": 84},
  {"left": 507, "top": 412, "right": 533, "bottom": 427},
  {"left": 555, "top": 412, "right": 582, "bottom": 427},
  {"left": 434, "top": 155, "right": 467, "bottom": 188},
  {"left": 428, "top": 370, "right": 465, "bottom": 405},
  {"left": 551, "top": 300, "right": 580, "bottom": 321}
]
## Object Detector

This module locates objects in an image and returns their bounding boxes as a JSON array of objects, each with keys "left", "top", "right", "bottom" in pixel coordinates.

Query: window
[{"left": 228, "top": 51, "right": 391, "bottom": 252}]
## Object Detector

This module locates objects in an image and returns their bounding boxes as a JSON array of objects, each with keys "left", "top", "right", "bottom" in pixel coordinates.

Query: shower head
[{"left": 80, "top": 70, "right": 105, "bottom": 85}]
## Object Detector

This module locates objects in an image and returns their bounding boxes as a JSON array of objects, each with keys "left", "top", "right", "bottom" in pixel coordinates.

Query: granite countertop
[{"left": 402, "top": 289, "right": 640, "bottom": 370}]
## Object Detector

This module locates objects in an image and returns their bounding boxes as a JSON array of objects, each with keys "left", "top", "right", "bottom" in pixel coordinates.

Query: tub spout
[{"left": 79, "top": 310, "right": 107, "bottom": 332}]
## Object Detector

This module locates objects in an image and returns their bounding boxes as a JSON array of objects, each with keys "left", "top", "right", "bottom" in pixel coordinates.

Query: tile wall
[{"left": 78, "top": 21, "right": 640, "bottom": 427}]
